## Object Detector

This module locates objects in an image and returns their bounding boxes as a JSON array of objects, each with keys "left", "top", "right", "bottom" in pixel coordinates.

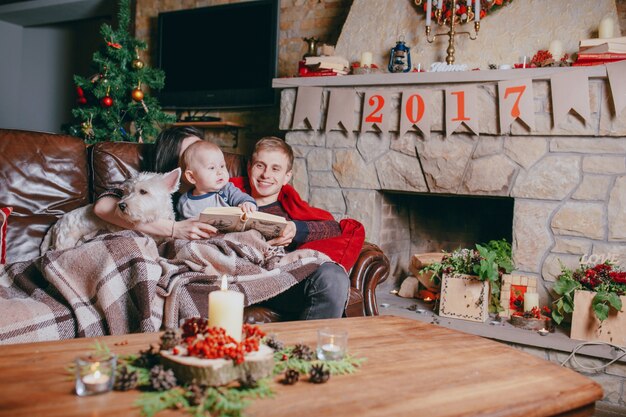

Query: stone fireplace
[{"left": 274, "top": 70, "right": 626, "bottom": 308}]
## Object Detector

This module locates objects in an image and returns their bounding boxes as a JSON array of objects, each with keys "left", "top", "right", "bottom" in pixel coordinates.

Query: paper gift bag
[{"left": 439, "top": 273, "right": 489, "bottom": 322}]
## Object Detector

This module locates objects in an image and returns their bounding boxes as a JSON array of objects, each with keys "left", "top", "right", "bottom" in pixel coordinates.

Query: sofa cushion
[
  {"left": 0, "top": 130, "right": 89, "bottom": 262},
  {"left": 0, "top": 207, "right": 12, "bottom": 264}
]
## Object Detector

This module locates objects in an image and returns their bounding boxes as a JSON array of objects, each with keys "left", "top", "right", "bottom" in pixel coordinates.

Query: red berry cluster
[{"left": 178, "top": 318, "right": 266, "bottom": 365}]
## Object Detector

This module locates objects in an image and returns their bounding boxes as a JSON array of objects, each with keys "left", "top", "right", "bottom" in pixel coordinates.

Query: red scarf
[{"left": 230, "top": 177, "right": 364, "bottom": 270}]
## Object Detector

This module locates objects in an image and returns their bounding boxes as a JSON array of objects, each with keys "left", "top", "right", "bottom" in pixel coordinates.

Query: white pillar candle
[
  {"left": 523, "top": 292, "right": 539, "bottom": 312},
  {"left": 548, "top": 40, "right": 563, "bottom": 60},
  {"left": 360, "top": 51, "right": 372, "bottom": 67},
  {"left": 474, "top": 0, "right": 480, "bottom": 22},
  {"left": 208, "top": 275, "right": 244, "bottom": 342},
  {"left": 598, "top": 16, "right": 614, "bottom": 39},
  {"left": 437, "top": 0, "right": 443, "bottom": 10},
  {"left": 426, "top": 0, "right": 432, "bottom": 26}
]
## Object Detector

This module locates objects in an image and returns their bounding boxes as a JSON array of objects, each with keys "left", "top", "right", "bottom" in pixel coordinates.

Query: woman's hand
[
  {"left": 267, "top": 221, "right": 296, "bottom": 247},
  {"left": 172, "top": 219, "right": 218, "bottom": 240}
]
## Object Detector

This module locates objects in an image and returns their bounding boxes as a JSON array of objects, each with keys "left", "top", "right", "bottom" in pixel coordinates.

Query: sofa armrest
[{"left": 349, "top": 242, "right": 390, "bottom": 316}]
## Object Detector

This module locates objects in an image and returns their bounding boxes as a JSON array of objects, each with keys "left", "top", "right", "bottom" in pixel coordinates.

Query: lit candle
[
  {"left": 474, "top": 0, "right": 480, "bottom": 22},
  {"left": 548, "top": 40, "right": 563, "bottom": 60},
  {"left": 208, "top": 275, "right": 244, "bottom": 342},
  {"left": 360, "top": 51, "right": 373, "bottom": 67},
  {"left": 426, "top": 0, "right": 432, "bottom": 26},
  {"left": 437, "top": 0, "right": 443, "bottom": 10},
  {"left": 523, "top": 292, "right": 539, "bottom": 312},
  {"left": 83, "top": 369, "right": 110, "bottom": 392},
  {"left": 320, "top": 343, "right": 343, "bottom": 360},
  {"left": 598, "top": 16, "right": 614, "bottom": 39}
]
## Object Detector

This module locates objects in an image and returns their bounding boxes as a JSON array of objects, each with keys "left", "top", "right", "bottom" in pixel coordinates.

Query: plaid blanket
[{"left": 0, "top": 230, "right": 330, "bottom": 345}]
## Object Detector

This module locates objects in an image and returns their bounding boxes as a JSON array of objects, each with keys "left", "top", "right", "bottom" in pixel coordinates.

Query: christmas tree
[{"left": 67, "top": 0, "right": 175, "bottom": 144}]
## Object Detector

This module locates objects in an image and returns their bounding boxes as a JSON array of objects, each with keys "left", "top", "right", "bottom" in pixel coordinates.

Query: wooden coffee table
[{"left": 0, "top": 316, "right": 602, "bottom": 417}]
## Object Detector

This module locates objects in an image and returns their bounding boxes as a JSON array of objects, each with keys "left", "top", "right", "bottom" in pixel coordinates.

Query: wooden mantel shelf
[
  {"left": 272, "top": 65, "right": 609, "bottom": 89},
  {"left": 173, "top": 121, "right": 245, "bottom": 129}
]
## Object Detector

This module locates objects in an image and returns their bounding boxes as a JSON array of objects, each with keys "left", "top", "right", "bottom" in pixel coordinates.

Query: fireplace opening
[{"left": 380, "top": 192, "right": 514, "bottom": 284}]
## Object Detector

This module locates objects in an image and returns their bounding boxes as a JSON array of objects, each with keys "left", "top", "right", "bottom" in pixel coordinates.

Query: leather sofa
[{"left": 0, "top": 129, "right": 389, "bottom": 323}]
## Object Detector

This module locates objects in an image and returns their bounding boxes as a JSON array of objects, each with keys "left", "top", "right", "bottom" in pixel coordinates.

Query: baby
[{"left": 177, "top": 140, "right": 256, "bottom": 219}]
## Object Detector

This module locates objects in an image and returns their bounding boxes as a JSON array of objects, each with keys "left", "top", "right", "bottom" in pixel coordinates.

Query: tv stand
[
  {"left": 182, "top": 115, "right": 222, "bottom": 122},
  {"left": 173, "top": 121, "right": 245, "bottom": 147}
]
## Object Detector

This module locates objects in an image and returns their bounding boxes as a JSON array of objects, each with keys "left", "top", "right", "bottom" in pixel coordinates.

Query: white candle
[
  {"left": 474, "top": 0, "right": 480, "bottom": 22},
  {"left": 548, "top": 40, "right": 563, "bottom": 60},
  {"left": 467, "top": 0, "right": 471, "bottom": 10},
  {"left": 437, "top": 0, "right": 443, "bottom": 10},
  {"left": 598, "top": 16, "right": 614, "bottom": 39},
  {"left": 360, "top": 51, "right": 373, "bottom": 67},
  {"left": 208, "top": 275, "right": 244, "bottom": 342},
  {"left": 523, "top": 292, "right": 539, "bottom": 312},
  {"left": 82, "top": 370, "right": 110, "bottom": 392},
  {"left": 426, "top": 0, "right": 432, "bottom": 26},
  {"left": 522, "top": 55, "right": 527, "bottom": 69}
]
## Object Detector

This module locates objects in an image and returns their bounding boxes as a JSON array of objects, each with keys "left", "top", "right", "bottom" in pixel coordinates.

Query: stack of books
[
  {"left": 573, "top": 36, "right": 626, "bottom": 67},
  {"left": 298, "top": 56, "right": 350, "bottom": 77}
]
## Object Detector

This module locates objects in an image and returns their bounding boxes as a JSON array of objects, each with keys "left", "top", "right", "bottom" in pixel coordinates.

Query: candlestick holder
[
  {"left": 316, "top": 328, "right": 348, "bottom": 361},
  {"left": 75, "top": 354, "right": 117, "bottom": 396},
  {"left": 416, "top": 0, "right": 480, "bottom": 65}
]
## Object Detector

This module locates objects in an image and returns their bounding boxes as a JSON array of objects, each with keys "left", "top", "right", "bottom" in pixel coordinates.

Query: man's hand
[
  {"left": 239, "top": 202, "right": 257, "bottom": 214},
  {"left": 267, "top": 221, "right": 296, "bottom": 247},
  {"left": 173, "top": 219, "right": 218, "bottom": 240}
]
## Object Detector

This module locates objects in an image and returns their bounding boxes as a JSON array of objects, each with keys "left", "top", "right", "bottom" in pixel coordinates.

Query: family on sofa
[{"left": 0, "top": 127, "right": 389, "bottom": 344}]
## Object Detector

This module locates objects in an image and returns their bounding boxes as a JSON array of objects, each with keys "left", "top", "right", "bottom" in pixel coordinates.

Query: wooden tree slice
[
  {"left": 160, "top": 344, "right": 275, "bottom": 386},
  {"left": 510, "top": 315, "right": 552, "bottom": 331}
]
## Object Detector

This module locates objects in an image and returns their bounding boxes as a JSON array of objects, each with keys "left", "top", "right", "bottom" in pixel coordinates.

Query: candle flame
[
  {"left": 424, "top": 297, "right": 432, "bottom": 302},
  {"left": 93, "top": 370, "right": 102, "bottom": 379},
  {"left": 220, "top": 275, "right": 228, "bottom": 291}
]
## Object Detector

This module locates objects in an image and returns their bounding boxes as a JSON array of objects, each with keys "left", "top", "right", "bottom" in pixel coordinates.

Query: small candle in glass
[
  {"left": 75, "top": 354, "right": 116, "bottom": 396},
  {"left": 317, "top": 328, "right": 348, "bottom": 361}
]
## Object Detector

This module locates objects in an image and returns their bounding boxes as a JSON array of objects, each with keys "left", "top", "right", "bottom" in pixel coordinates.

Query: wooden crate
[
  {"left": 570, "top": 290, "right": 626, "bottom": 345},
  {"left": 439, "top": 273, "right": 489, "bottom": 323}
]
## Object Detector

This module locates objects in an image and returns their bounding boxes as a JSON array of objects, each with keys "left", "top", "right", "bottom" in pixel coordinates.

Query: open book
[{"left": 199, "top": 207, "right": 287, "bottom": 240}]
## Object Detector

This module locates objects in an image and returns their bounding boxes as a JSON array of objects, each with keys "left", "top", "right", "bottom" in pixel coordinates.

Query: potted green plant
[
  {"left": 551, "top": 261, "right": 626, "bottom": 344},
  {"left": 421, "top": 240, "right": 514, "bottom": 320}
]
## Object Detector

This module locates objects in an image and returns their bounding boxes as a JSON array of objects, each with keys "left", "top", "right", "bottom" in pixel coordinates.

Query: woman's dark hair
[{"left": 153, "top": 126, "right": 204, "bottom": 173}]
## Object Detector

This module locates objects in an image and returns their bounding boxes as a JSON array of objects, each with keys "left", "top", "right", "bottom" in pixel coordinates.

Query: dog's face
[{"left": 116, "top": 169, "right": 181, "bottom": 223}]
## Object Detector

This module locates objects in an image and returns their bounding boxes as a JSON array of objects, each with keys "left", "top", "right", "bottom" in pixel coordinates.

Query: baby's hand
[{"left": 239, "top": 202, "right": 257, "bottom": 214}]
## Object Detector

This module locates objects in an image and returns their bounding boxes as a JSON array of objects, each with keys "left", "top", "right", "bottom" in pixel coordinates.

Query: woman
[{"left": 93, "top": 126, "right": 217, "bottom": 240}]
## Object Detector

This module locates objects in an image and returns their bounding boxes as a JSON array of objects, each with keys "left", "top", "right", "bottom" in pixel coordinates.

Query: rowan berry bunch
[{"left": 176, "top": 318, "right": 265, "bottom": 365}]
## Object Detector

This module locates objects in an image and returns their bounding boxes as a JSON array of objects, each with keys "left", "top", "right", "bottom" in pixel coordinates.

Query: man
[{"left": 240, "top": 136, "right": 364, "bottom": 320}]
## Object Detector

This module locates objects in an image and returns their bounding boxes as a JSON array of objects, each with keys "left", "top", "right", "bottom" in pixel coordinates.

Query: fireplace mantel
[{"left": 272, "top": 66, "right": 609, "bottom": 88}]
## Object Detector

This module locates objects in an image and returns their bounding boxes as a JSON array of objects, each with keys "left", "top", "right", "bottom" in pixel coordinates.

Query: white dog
[{"left": 40, "top": 168, "right": 181, "bottom": 254}]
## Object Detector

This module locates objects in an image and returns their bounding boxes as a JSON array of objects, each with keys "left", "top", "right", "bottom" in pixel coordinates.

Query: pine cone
[
  {"left": 149, "top": 365, "right": 178, "bottom": 391},
  {"left": 135, "top": 344, "right": 161, "bottom": 369},
  {"left": 290, "top": 343, "right": 313, "bottom": 361},
  {"left": 238, "top": 371, "right": 258, "bottom": 389},
  {"left": 281, "top": 368, "right": 300, "bottom": 385},
  {"left": 187, "top": 379, "right": 207, "bottom": 406},
  {"left": 113, "top": 365, "right": 138, "bottom": 391},
  {"left": 264, "top": 334, "right": 284, "bottom": 352},
  {"left": 160, "top": 328, "right": 181, "bottom": 351},
  {"left": 309, "top": 363, "right": 330, "bottom": 384}
]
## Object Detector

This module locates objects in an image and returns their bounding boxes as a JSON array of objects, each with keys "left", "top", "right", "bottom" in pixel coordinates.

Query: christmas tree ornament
[
  {"left": 131, "top": 83, "right": 144, "bottom": 102},
  {"left": 107, "top": 38, "right": 122, "bottom": 49},
  {"left": 101, "top": 95, "right": 113, "bottom": 108},
  {"left": 80, "top": 115, "right": 94, "bottom": 138},
  {"left": 132, "top": 58, "right": 144, "bottom": 70},
  {"left": 76, "top": 86, "right": 87, "bottom": 105}
]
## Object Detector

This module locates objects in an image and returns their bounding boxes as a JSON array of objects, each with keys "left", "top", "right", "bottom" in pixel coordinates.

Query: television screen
[{"left": 157, "top": 0, "right": 279, "bottom": 110}]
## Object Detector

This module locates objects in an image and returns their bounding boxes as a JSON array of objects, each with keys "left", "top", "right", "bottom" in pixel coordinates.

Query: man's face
[{"left": 248, "top": 149, "right": 292, "bottom": 204}]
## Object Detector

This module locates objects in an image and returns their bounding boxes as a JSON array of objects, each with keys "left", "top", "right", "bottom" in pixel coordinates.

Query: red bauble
[
  {"left": 101, "top": 96, "right": 114, "bottom": 108},
  {"left": 131, "top": 88, "right": 144, "bottom": 102}
]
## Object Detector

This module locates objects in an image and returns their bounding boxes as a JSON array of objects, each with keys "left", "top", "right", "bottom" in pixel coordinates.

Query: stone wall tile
[
  {"left": 308, "top": 148, "right": 333, "bottom": 171},
  {"left": 552, "top": 202, "right": 605, "bottom": 240},
  {"left": 583, "top": 156, "right": 626, "bottom": 174},
  {"left": 309, "top": 171, "right": 339, "bottom": 188},
  {"left": 473, "top": 136, "right": 503, "bottom": 159},
  {"left": 332, "top": 149, "right": 380, "bottom": 189},
  {"left": 327, "top": 130, "right": 357, "bottom": 148},
  {"left": 513, "top": 200, "right": 558, "bottom": 273},
  {"left": 375, "top": 151, "right": 428, "bottom": 192},
  {"left": 462, "top": 154, "right": 517, "bottom": 196},
  {"left": 553, "top": 237, "right": 592, "bottom": 255},
  {"left": 391, "top": 133, "right": 418, "bottom": 157},
  {"left": 344, "top": 189, "right": 382, "bottom": 244},
  {"left": 286, "top": 130, "right": 326, "bottom": 146},
  {"left": 542, "top": 253, "right": 581, "bottom": 283},
  {"left": 512, "top": 155, "right": 581, "bottom": 200},
  {"left": 416, "top": 134, "right": 473, "bottom": 193},
  {"left": 551, "top": 138, "right": 626, "bottom": 153},
  {"left": 292, "top": 158, "right": 309, "bottom": 201},
  {"left": 503, "top": 137, "right": 548, "bottom": 170},
  {"left": 280, "top": 89, "right": 296, "bottom": 130},
  {"left": 309, "top": 187, "right": 345, "bottom": 214},
  {"left": 356, "top": 132, "right": 390, "bottom": 163},
  {"left": 572, "top": 174, "right": 612, "bottom": 201},
  {"left": 608, "top": 176, "right": 626, "bottom": 241}
]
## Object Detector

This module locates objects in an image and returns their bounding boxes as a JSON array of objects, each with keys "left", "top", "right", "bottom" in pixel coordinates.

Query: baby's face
[{"left": 188, "top": 148, "right": 229, "bottom": 194}]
